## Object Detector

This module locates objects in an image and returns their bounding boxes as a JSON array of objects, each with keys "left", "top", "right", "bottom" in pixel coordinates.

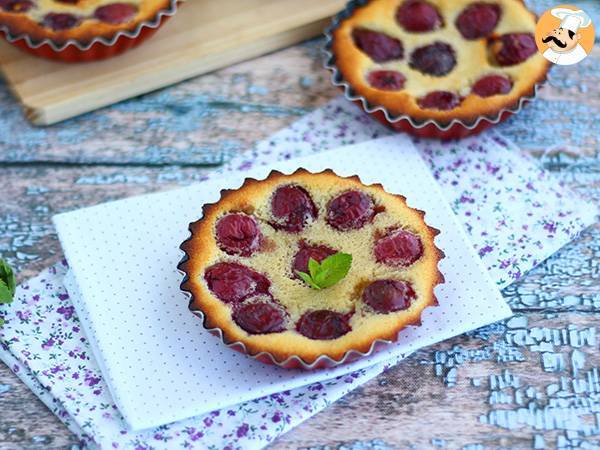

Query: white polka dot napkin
[{"left": 53, "top": 134, "right": 511, "bottom": 431}]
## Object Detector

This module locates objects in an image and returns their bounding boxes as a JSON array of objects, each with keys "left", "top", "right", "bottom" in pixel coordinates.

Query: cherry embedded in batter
[
  {"left": 296, "top": 310, "right": 352, "bottom": 340},
  {"left": 233, "top": 300, "right": 286, "bottom": 334},
  {"left": 42, "top": 13, "right": 81, "bottom": 31},
  {"left": 374, "top": 228, "right": 423, "bottom": 267},
  {"left": 352, "top": 28, "right": 404, "bottom": 63},
  {"left": 327, "top": 190, "right": 375, "bottom": 231},
  {"left": 270, "top": 185, "right": 318, "bottom": 233},
  {"left": 94, "top": 3, "right": 138, "bottom": 25},
  {"left": 368, "top": 70, "right": 406, "bottom": 91},
  {"left": 455, "top": 3, "right": 501, "bottom": 40},
  {"left": 409, "top": 42, "right": 456, "bottom": 77},
  {"left": 204, "top": 262, "right": 270, "bottom": 304},
  {"left": 491, "top": 33, "right": 537, "bottom": 66},
  {"left": 216, "top": 213, "right": 262, "bottom": 257},
  {"left": 363, "top": 279, "right": 416, "bottom": 313},
  {"left": 472, "top": 75, "right": 512, "bottom": 97},
  {"left": 0, "top": 0, "right": 33, "bottom": 12},
  {"left": 417, "top": 91, "right": 461, "bottom": 110},
  {"left": 292, "top": 243, "right": 337, "bottom": 278},
  {"left": 396, "top": 0, "right": 442, "bottom": 33}
]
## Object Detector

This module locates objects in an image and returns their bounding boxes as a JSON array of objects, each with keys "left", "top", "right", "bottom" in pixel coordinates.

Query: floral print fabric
[{"left": 0, "top": 97, "right": 596, "bottom": 449}]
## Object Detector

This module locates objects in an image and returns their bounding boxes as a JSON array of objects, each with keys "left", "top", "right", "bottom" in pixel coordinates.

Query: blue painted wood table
[{"left": 0, "top": 0, "right": 599, "bottom": 448}]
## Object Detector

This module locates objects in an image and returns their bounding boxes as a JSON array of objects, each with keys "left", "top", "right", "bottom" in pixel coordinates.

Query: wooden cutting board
[{"left": 0, "top": 0, "right": 346, "bottom": 125}]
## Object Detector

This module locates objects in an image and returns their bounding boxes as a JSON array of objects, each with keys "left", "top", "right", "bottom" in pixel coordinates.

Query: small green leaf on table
[{"left": 0, "top": 258, "right": 16, "bottom": 326}]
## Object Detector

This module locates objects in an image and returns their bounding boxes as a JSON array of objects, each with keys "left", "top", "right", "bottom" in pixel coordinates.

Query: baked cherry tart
[
  {"left": 0, "top": 0, "right": 176, "bottom": 61},
  {"left": 326, "top": 0, "right": 550, "bottom": 139},
  {"left": 179, "top": 170, "right": 444, "bottom": 369}
]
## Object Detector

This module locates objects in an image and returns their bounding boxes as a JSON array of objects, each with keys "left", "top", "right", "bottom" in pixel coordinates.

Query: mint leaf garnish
[
  {"left": 0, "top": 259, "right": 16, "bottom": 304},
  {"left": 296, "top": 270, "right": 321, "bottom": 290},
  {"left": 308, "top": 257, "right": 320, "bottom": 279},
  {"left": 295, "top": 252, "right": 352, "bottom": 290}
]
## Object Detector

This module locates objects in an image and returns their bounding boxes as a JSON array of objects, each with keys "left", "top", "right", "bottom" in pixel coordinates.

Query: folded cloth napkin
[{"left": 0, "top": 97, "right": 596, "bottom": 449}]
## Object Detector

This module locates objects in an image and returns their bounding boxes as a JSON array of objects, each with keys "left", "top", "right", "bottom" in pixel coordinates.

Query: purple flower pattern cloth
[{"left": 0, "top": 97, "right": 596, "bottom": 449}]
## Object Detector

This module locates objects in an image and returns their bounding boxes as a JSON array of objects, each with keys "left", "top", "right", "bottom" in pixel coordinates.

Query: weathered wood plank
[
  {"left": 1, "top": 42, "right": 599, "bottom": 166},
  {"left": 0, "top": 42, "right": 333, "bottom": 166}
]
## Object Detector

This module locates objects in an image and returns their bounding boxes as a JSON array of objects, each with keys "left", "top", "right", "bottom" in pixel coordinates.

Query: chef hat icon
[{"left": 551, "top": 8, "right": 592, "bottom": 33}]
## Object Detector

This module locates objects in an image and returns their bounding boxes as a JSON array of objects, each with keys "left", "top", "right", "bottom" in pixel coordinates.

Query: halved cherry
[
  {"left": 296, "top": 310, "right": 352, "bottom": 340},
  {"left": 491, "top": 33, "right": 537, "bottom": 66},
  {"left": 0, "top": 0, "right": 33, "bottom": 12},
  {"left": 472, "top": 75, "right": 512, "bottom": 97},
  {"left": 270, "top": 185, "right": 317, "bottom": 233},
  {"left": 204, "top": 262, "right": 270, "bottom": 304},
  {"left": 233, "top": 300, "right": 286, "bottom": 334},
  {"left": 417, "top": 91, "right": 461, "bottom": 110},
  {"left": 42, "top": 13, "right": 81, "bottom": 31},
  {"left": 374, "top": 228, "right": 423, "bottom": 267},
  {"left": 216, "top": 213, "right": 262, "bottom": 257},
  {"left": 292, "top": 243, "right": 337, "bottom": 278},
  {"left": 363, "top": 279, "right": 416, "bottom": 313},
  {"left": 94, "top": 3, "right": 138, "bottom": 25},
  {"left": 455, "top": 3, "right": 500, "bottom": 40},
  {"left": 352, "top": 28, "right": 404, "bottom": 63},
  {"left": 396, "top": 0, "right": 442, "bottom": 32},
  {"left": 368, "top": 70, "right": 406, "bottom": 91},
  {"left": 327, "top": 190, "right": 375, "bottom": 231},
  {"left": 409, "top": 42, "right": 456, "bottom": 77}
]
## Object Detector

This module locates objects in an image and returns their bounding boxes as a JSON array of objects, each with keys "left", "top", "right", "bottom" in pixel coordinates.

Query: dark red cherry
[
  {"left": 492, "top": 33, "right": 537, "bottom": 66},
  {"left": 409, "top": 42, "right": 456, "bottom": 77},
  {"left": 233, "top": 301, "right": 286, "bottom": 334},
  {"left": 42, "top": 13, "right": 81, "bottom": 31},
  {"left": 352, "top": 28, "right": 404, "bottom": 63},
  {"left": 374, "top": 228, "right": 423, "bottom": 267},
  {"left": 0, "top": 0, "right": 33, "bottom": 12},
  {"left": 204, "top": 263, "right": 270, "bottom": 304},
  {"left": 363, "top": 279, "right": 416, "bottom": 313},
  {"left": 396, "top": 0, "right": 442, "bottom": 32},
  {"left": 417, "top": 91, "right": 461, "bottom": 110},
  {"left": 368, "top": 70, "right": 406, "bottom": 90},
  {"left": 216, "top": 213, "right": 262, "bottom": 257},
  {"left": 472, "top": 75, "right": 512, "bottom": 97},
  {"left": 94, "top": 3, "right": 138, "bottom": 25},
  {"left": 296, "top": 310, "right": 352, "bottom": 340},
  {"left": 292, "top": 243, "right": 337, "bottom": 277},
  {"left": 455, "top": 3, "right": 501, "bottom": 39},
  {"left": 327, "top": 190, "right": 375, "bottom": 231},
  {"left": 270, "top": 185, "right": 317, "bottom": 233}
]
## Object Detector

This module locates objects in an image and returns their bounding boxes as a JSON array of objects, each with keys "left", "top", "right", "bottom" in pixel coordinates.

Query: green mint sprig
[
  {"left": 0, "top": 259, "right": 16, "bottom": 326},
  {"left": 296, "top": 252, "right": 352, "bottom": 290}
]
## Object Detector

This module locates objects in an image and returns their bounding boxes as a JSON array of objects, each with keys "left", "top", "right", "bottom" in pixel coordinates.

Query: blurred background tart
[
  {"left": 0, "top": 0, "right": 176, "bottom": 60},
  {"left": 327, "top": 0, "right": 551, "bottom": 137}
]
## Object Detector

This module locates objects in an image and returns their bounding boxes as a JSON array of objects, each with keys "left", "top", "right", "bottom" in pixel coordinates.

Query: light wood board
[{"left": 0, "top": 0, "right": 346, "bottom": 125}]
